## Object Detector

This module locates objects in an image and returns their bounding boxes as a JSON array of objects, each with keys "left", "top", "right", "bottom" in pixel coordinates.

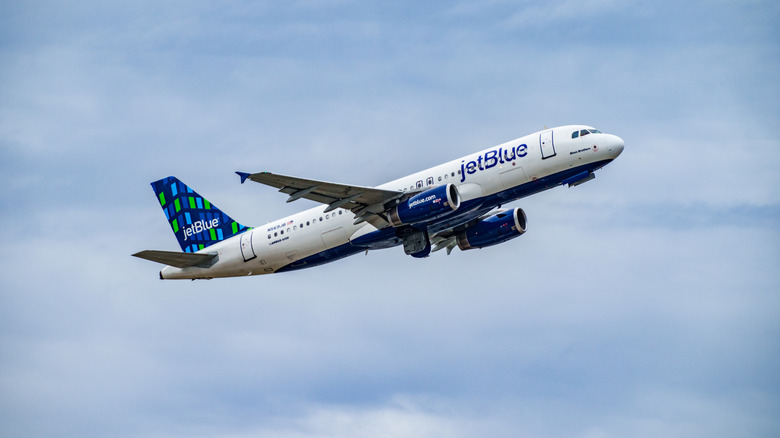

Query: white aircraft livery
[{"left": 133, "top": 125, "right": 624, "bottom": 279}]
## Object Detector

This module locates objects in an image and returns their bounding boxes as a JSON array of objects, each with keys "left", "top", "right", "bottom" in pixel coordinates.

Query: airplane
[{"left": 133, "top": 125, "right": 624, "bottom": 279}]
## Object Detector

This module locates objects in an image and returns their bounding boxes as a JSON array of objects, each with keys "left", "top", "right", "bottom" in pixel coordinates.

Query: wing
[
  {"left": 132, "top": 250, "right": 217, "bottom": 268},
  {"left": 236, "top": 171, "right": 408, "bottom": 225}
]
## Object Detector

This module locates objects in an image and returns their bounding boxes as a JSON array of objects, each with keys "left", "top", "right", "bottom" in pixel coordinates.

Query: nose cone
[{"left": 606, "top": 134, "right": 624, "bottom": 159}]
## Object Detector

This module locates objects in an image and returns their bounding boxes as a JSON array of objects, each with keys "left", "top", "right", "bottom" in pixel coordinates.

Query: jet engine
[
  {"left": 388, "top": 184, "right": 461, "bottom": 227},
  {"left": 456, "top": 207, "right": 527, "bottom": 250}
]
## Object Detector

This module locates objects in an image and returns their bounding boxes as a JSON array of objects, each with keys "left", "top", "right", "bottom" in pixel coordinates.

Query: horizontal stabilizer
[{"left": 132, "top": 250, "right": 217, "bottom": 268}]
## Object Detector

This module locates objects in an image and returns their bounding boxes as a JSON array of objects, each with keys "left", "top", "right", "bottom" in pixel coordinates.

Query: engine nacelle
[
  {"left": 456, "top": 207, "right": 527, "bottom": 250},
  {"left": 388, "top": 184, "right": 461, "bottom": 227}
]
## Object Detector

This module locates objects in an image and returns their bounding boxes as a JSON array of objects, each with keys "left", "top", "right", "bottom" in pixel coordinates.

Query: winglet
[{"left": 236, "top": 171, "right": 251, "bottom": 184}]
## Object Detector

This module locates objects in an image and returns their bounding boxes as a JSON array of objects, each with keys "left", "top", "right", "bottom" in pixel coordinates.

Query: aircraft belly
[
  {"left": 321, "top": 227, "right": 349, "bottom": 249},
  {"left": 456, "top": 182, "right": 485, "bottom": 202},
  {"left": 499, "top": 165, "right": 529, "bottom": 190}
]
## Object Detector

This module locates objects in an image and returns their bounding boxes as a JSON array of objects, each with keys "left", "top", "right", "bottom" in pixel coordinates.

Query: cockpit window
[{"left": 574, "top": 128, "right": 603, "bottom": 138}]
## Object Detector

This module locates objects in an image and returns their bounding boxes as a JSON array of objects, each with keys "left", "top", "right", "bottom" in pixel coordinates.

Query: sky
[{"left": 1, "top": 1, "right": 778, "bottom": 437}]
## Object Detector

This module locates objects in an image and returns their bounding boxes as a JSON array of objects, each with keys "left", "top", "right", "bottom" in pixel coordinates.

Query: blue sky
[{"left": 1, "top": 1, "right": 778, "bottom": 437}]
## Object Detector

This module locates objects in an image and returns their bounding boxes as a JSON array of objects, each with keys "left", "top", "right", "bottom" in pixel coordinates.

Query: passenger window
[
  {"left": 319, "top": 217, "right": 322, "bottom": 222},
  {"left": 326, "top": 214, "right": 329, "bottom": 219},
  {"left": 267, "top": 234, "right": 271, "bottom": 239},
  {"left": 274, "top": 232, "right": 278, "bottom": 237},
  {"left": 438, "top": 176, "right": 442, "bottom": 182},
  {"left": 280, "top": 230, "right": 283, "bottom": 235},
  {"left": 572, "top": 131, "right": 579, "bottom": 138},
  {"left": 306, "top": 221, "right": 310, "bottom": 226},
  {"left": 416, "top": 181, "right": 423, "bottom": 189},
  {"left": 339, "top": 210, "right": 343, "bottom": 215},
  {"left": 294, "top": 225, "right": 297, "bottom": 230}
]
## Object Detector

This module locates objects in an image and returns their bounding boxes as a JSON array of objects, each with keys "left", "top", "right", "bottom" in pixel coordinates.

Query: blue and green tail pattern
[{"left": 151, "top": 176, "right": 250, "bottom": 253}]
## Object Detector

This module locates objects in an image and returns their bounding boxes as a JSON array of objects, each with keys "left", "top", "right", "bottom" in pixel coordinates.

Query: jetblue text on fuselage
[
  {"left": 460, "top": 143, "right": 528, "bottom": 182},
  {"left": 183, "top": 218, "right": 220, "bottom": 241},
  {"left": 409, "top": 194, "right": 440, "bottom": 208}
]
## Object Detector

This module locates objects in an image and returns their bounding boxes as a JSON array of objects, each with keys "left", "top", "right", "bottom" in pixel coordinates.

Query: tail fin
[{"left": 151, "top": 176, "right": 250, "bottom": 253}]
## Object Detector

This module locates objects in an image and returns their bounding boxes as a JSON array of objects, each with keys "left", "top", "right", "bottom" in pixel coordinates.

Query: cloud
[{"left": 1, "top": 1, "right": 778, "bottom": 437}]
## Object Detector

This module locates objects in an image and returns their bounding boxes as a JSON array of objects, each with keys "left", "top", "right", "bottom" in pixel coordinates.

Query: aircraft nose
[{"left": 607, "top": 134, "right": 624, "bottom": 159}]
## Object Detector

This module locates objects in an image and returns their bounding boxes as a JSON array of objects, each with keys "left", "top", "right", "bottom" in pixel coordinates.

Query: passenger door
[
  {"left": 240, "top": 231, "right": 256, "bottom": 262},
  {"left": 540, "top": 130, "right": 556, "bottom": 159}
]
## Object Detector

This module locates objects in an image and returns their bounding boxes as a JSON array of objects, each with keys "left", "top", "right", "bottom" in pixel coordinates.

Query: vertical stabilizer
[{"left": 151, "top": 176, "right": 250, "bottom": 252}]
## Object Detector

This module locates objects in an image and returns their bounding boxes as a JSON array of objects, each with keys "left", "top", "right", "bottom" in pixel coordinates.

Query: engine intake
[
  {"left": 388, "top": 184, "right": 461, "bottom": 227},
  {"left": 457, "top": 207, "right": 527, "bottom": 250}
]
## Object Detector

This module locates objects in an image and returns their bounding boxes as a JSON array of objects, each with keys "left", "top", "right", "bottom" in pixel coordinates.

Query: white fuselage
[{"left": 160, "top": 125, "right": 623, "bottom": 279}]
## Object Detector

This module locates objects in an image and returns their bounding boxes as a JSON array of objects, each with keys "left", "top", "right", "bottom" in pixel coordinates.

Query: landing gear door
[
  {"left": 540, "top": 130, "right": 556, "bottom": 159},
  {"left": 240, "top": 231, "right": 256, "bottom": 262}
]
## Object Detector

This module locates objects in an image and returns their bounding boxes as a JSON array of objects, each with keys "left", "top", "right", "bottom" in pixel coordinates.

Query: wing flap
[{"left": 132, "top": 250, "right": 218, "bottom": 268}]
